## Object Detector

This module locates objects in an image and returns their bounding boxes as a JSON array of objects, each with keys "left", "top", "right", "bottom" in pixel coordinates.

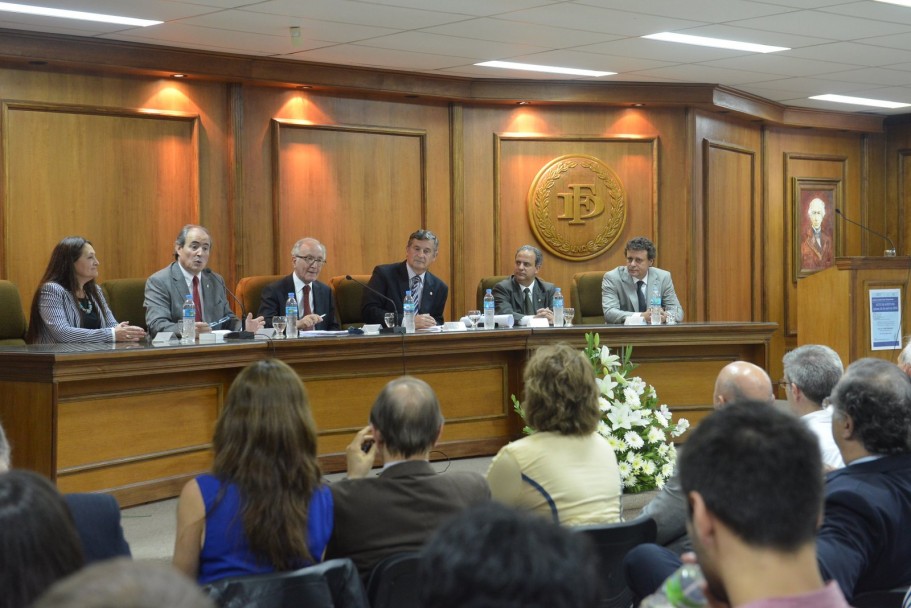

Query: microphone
[
  {"left": 203, "top": 269, "right": 255, "bottom": 340},
  {"left": 346, "top": 274, "right": 405, "bottom": 335},
  {"left": 835, "top": 208, "right": 897, "bottom": 256}
]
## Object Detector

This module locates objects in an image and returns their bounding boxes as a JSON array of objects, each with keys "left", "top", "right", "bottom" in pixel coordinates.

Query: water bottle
[
  {"left": 553, "top": 287, "right": 564, "bottom": 327},
  {"left": 181, "top": 295, "right": 196, "bottom": 344},
  {"left": 640, "top": 563, "right": 707, "bottom": 608},
  {"left": 403, "top": 290, "right": 416, "bottom": 333},
  {"left": 649, "top": 286, "right": 663, "bottom": 325},
  {"left": 483, "top": 288, "right": 495, "bottom": 329},
  {"left": 285, "top": 292, "right": 298, "bottom": 339}
]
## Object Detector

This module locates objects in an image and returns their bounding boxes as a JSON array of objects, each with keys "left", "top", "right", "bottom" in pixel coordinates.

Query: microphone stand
[
  {"left": 346, "top": 275, "right": 406, "bottom": 335},
  {"left": 204, "top": 269, "right": 255, "bottom": 340},
  {"left": 835, "top": 208, "right": 897, "bottom": 256}
]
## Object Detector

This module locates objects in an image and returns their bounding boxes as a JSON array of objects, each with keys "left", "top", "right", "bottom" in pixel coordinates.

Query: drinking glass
[
  {"left": 271, "top": 316, "right": 287, "bottom": 339},
  {"left": 467, "top": 310, "right": 481, "bottom": 330},
  {"left": 563, "top": 307, "right": 575, "bottom": 327},
  {"left": 665, "top": 307, "right": 678, "bottom": 325},
  {"left": 384, "top": 312, "right": 396, "bottom": 328}
]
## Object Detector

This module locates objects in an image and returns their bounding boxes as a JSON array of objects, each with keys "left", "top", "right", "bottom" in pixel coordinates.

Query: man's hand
[
  {"left": 535, "top": 308, "right": 554, "bottom": 324},
  {"left": 345, "top": 426, "right": 377, "bottom": 479},
  {"left": 296, "top": 313, "right": 323, "bottom": 330},
  {"left": 195, "top": 322, "right": 212, "bottom": 334},
  {"left": 244, "top": 313, "right": 265, "bottom": 333},
  {"left": 414, "top": 313, "right": 436, "bottom": 329}
]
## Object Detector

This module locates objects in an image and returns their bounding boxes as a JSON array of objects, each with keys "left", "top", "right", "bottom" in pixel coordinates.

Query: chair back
[
  {"left": 853, "top": 587, "right": 910, "bottom": 608},
  {"left": 571, "top": 271, "right": 608, "bottom": 325},
  {"left": 365, "top": 552, "right": 422, "bottom": 608},
  {"left": 100, "top": 278, "right": 148, "bottom": 330},
  {"left": 0, "top": 280, "right": 27, "bottom": 345},
  {"left": 575, "top": 517, "right": 657, "bottom": 608},
  {"left": 475, "top": 276, "right": 508, "bottom": 310},
  {"left": 235, "top": 274, "right": 283, "bottom": 318},
  {"left": 328, "top": 275, "right": 370, "bottom": 329},
  {"left": 203, "top": 558, "right": 368, "bottom": 608}
]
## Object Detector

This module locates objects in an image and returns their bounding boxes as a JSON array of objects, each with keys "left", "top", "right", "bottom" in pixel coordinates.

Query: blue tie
[{"left": 411, "top": 275, "right": 422, "bottom": 312}]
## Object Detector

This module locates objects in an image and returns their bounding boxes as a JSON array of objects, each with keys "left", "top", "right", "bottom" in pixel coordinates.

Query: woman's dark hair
[
  {"left": 26, "top": 236, "right": 101, "bottom": 343},
  {"left": 0, "top": 470, "right": 85, "bottom": 608}
]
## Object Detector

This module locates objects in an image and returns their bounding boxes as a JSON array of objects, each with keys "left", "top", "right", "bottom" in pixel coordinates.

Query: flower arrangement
[{"left": 514, "top": 332, "right": 689, "bottom": 493}]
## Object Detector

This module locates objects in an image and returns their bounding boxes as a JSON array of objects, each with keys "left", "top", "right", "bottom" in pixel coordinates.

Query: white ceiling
[{"left": 7, "top": 0, "right": 911, "bottom": 114}]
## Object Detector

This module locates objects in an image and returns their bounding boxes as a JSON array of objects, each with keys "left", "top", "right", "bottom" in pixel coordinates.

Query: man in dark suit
[
  {"left": 325, "top": 376, "right": 490, "bottom": 577},
  {"left": 492, "top": 245, "right": 557, "bottom": 325},
  {"left": 601, "top": 236, "right": 683, "bottom": 324},
  {"left": 362, "top": 229, "right": 448, "bottom": 327},
  {"left": 258, "top": 237, "right": 339, "bottom": 331},
  {"left": 144, "top": 224, "right": 264, "bottom": 338}
]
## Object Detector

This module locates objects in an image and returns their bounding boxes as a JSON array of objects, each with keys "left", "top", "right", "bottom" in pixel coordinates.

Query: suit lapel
[{"left": 620, "top": 268, "right": 638, "bottom": 310}]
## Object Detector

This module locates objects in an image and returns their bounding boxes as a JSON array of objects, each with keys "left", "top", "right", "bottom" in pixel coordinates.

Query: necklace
[{"left": 77, "top": 296, "right": 93, "bottom": 314}]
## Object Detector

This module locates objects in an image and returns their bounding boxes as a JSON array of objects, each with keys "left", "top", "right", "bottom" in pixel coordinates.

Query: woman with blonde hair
[{"left": 173, "top": 359, "right": 332, "bottom": 583}]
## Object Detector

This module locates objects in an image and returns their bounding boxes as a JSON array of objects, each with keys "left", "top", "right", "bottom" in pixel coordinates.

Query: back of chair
[
  {"left": 475, "top": 276, "right": 508, "bottom": 310},
  {"left": 571, "top": 271, "right": 607, "bottom": 325},
  {"left": 366, "top": 552, "right": 422, "bottom": 608},
  {"left": 203, "top": 558, "right": 368, "bottom": 608},
  {"left": 853, "top": 587, "right": 910, "bottom": 608},
  {"left": 99, "top": 278, "right": 148, "bottom": 330},
  {"left": 0, "top": 280, "right": 27, "bottom": 345},
  {"left": 328, "top": 275, "right": 370, "bottom": 329},
  {"left": 235, "top": 274, "right": 283, "bottom": 318},
  {"left": 575, "top": 517, "right": 658, "bottom": 608}
]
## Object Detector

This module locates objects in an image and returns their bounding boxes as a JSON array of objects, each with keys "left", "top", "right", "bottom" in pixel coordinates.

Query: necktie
[
  {"left": 636, "top": 280, "right": 646, "bottom": 313},
  {"left": 192, "top": 275, "right": 203, "bottom": 322},
  {"left": 302, "top": 284, "right": 312, "bottom": 316},
  {"left": 523, "top": 287, "right": 533, "bottom": 315},
  {"left": 410, "top": 275, "right": 422, "bottom": 312}
]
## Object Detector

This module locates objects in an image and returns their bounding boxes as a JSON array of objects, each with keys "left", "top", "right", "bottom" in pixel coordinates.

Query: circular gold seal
[{"left": 527, "top": 154, "right": 626, "bottom": 261}]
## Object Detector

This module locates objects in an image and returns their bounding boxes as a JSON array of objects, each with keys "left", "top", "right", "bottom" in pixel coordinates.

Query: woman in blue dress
[{"left": 172, "top": 358, "right": 333, "bottom": 584}]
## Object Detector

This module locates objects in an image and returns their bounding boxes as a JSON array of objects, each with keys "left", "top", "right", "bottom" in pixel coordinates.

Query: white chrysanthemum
[
  {"left": 624, "top": 431, "right": 645, "bottom": 450},
  {"left": 668, "top": 445, "right": 678, "bottom": 461},
  {"left": 598, "top": 396, "right": 611, "bottom": 412},
  {"left": 617, "top": 461, "right": 633, "bottom": 480},
  {"left": 607, "top": 435, "right": 626, "bottom": 452},
  {"left": 642, "top": 460, "right": 657, "bottom": 475},
  {"left": 653, "top": 410, "right": 669, "bottom": 428},
  {"left": 657, "top": 443, "right": 670, "bottom": 456},
  {"left": 647, "top": 426, "right": 666, "bottom": 444},
  {"left": 627, "top": 377, "right": 646, "bottom": 396},
  {"left": 597, "top": 421, "right": 611, "bottom": 436},
  {"left": 661, "top": 463, "right": 675, "bottom": 478},
  {"left": 623, "top": 476, "right": 638, "bottom": 489},
  {"left": 625, "top": 450, "right": 637, "bottom": 464},
  {"left": 655, "top": 476, "right": 666, "bottom": 489},
  {"left": 623, "top": 386, "right": 641, "bottom": 407},
  {"left": 630, "top": 454, "right": 646, "bottom": 471}
]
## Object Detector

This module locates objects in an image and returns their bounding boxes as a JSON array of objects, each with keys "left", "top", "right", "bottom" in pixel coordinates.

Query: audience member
[
  {"left": 361, "top": 229, "right": 448, "bottom": 327},
  {"left": 26, "top": 236, "right": 145, "bottom": 344},
  {"left": 32, "top": 559, "right": 214, "bottom": 608},
  {"left": 172, "top": 359, "right": 332, "bottom": 584},
  {"left": 781, "top": 344, "right": 845, "bottom": 469},
  {"left": 0, "top": 469, "right": 85, "bottom": 608},
  {"left": 601, "top": 236, "right": 683, "bottom": 324},
  {"left": 817, "top": 357, "right": 911, "bottom": 600},
  {"left": 486, "top": 343, "right": 621, "bottom": 524},
  {"left": 259, "top": 237, "right": 339, "bottom": 331},
  {"left": 492, "top": 245, "right": 556, "bottom": 325},
  {"left": 898, "top": 339, "right": 911, "bottom": 377},
  {"left": 325, "top": 376, "right": 489, "bottom": 577},
  {"left": 641, "top": 403, "right": 849, "bottom": 607},
  {"left": 419, "top": 502, "right": 600, "bottom": 608}
]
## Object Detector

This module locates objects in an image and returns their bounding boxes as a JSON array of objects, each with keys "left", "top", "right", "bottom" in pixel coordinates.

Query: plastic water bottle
[
  {"left": 181, "top": 295, "right": 196, "bottom": 344},
  {"left": 553, "top": 287, "right": 564, "bottom": 327},
  {"left": 640, "top": 563, "right": 707, "bottom": 608},
  {"left": 649, "top": 286, "right": 663, "bottom": 325},
  {"left": 285, "top": 292, "right": 299, "bottom": 338},
  {"left": 403, "top": 290, "right": 416, "bottom": 333},
  {"left": 483, "top": 288, "right": 495, "bottom": 329}
]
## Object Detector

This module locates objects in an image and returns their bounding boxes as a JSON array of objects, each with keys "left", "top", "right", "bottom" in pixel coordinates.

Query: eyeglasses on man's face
[{"left": 294, "top": 255, "right": 326, "bottom": 266}]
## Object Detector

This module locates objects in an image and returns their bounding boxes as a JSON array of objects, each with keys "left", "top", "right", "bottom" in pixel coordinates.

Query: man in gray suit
[
  {"left": 492, "top": 245, "right": 557, "bottom": 325},
  {"left": 144, "top": 224, "right": 263, "bottom": 338},
  {"left": 601, "top": 236, "right": 683, "bottom": 324}
]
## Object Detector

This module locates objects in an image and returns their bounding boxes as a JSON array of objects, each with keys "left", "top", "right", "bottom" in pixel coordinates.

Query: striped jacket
[{"left": 32, "top": 281, "right": 117, "bottom": 344}]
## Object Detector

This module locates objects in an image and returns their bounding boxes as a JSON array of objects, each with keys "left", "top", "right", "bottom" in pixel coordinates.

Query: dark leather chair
[
  {"left": 853, "top": 587, "right": 910, "bottom": 608},
  {"left": 365, "top": 552, "right": 421, "bottom": 608},
  {"left": 328, "top": 274, "right": 370, "bottom": 329},
  {"left": 575, "top": 517, "right": 657, "bottom": 608},
  {"left": 100, "top": 278, "right": 148, "bottom": 330},
  {"left": 235, "top": 274, "right": 283, "bottom": 318},
  {"left": 475, "top": 275, "right": 508, "bottom": 310},
  {"left": 203, "top": 558, "right": 369, "bottom": 608},
  {"left": 0, "top": 280, "right": 27, "bottom": 345},
  {"left": 571, "top": 270, "right": 607, "bottom": 325}
]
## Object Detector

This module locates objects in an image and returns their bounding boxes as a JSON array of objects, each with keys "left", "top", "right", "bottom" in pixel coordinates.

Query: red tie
[
  {"left": 192, "top": 275, "right": 203, "bottom": 322},
  {"left": 302, "top": 284, "right": 312, "bottom": 316}
]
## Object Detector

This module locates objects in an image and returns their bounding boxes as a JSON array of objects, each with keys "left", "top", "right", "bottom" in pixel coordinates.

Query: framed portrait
[{"left": 793, "top": 178, "right": 842, "bottom": 280}]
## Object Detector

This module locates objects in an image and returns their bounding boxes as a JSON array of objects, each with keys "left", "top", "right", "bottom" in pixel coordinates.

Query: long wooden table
[{"left": 0, "top": 322, "right": 775, "bottom": 506}]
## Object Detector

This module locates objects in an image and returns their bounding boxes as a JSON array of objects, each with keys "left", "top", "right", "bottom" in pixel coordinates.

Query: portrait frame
[{"left": 793, "top": 177, "right": 841, "bottom": 281}]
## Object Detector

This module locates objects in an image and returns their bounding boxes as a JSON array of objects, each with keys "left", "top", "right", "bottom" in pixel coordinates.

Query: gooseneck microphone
[
  {"left": 346, "top": 274, "right": 406, "bottom": 335},
  {"left": 204, "top": 269, "right": 255, "bottom": 340},
  {"left": 834, "top": 208, "right": 897, "bottom": 256}
]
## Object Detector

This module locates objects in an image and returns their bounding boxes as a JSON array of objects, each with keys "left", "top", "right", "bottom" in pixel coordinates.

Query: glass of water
[
  {"left": 563, "top": 307, "right": 575, "bottom": 327},
  {"left": 665, "top": 307, "right": 678, "bottom": 325},
  {"left": 467, "top": 310, "right": 481, "bottom": 330},
  {"left": 271, "top": 316, "right": 286, "bottom": 339},
  {"left": 384, "top": 312, "right": 396, "bottom": 328}
]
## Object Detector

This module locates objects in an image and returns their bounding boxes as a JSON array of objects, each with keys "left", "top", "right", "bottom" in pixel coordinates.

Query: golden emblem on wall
[{"left": 527, "top": 154, "right": 626, "bottom": 261}]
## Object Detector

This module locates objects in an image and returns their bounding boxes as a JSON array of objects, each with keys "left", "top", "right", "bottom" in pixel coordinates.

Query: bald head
[{"left": 713, "top": 361, "right": 775, "bottom": 408}]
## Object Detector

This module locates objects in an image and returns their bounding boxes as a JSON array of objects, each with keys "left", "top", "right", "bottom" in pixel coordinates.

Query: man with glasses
[
  {"left": 781, "top": 344, "right": 845, "bottom": 469},
  {"left": 259, "top": 237, "right": 339, "bottom": 331}
]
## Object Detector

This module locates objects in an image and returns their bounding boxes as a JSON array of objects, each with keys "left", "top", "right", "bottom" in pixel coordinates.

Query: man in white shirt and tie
[
  {"left": 492, "top": 245, "right": 557, "bottom": 325},
  {"left": 601, "top": 236, "right": 684, "bottom": 324},
  {"left": 258, "top": 237, "right": 339, "bottom": 331}
]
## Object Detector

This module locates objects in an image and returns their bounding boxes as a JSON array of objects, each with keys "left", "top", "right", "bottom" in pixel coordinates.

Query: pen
[{"left": 208, "top": 315, "right": 231, "bottom": 328}]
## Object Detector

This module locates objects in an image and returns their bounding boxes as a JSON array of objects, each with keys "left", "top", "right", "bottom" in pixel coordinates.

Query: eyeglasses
[
  {"left": 294, "top": 255, "right": 326, "bottom": 266},
  {"left": 776, "top": 379, "right": 791, "bottom": 390}
]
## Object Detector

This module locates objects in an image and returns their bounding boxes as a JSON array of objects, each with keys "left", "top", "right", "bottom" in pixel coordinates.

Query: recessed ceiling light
[
  {"left": 809, "top": 94, "right": 910, "bottom": 109},
  {"left": 171, "top": 73, "right": 186, "bottom": 78},
  {"left": 475, "top": 61, "right": 614, "bottom": 77},
  {"left": 0, "top": 2, "right": 162, "bottom": 26},
  {"left": 642, "top": 32, "right": 789, "bottom": 53},
  {"left": 517, "top": 101, "right": 530, "bottom": 105},
  {"left": 874, "top": 0, "right": 911, "bottom": 7}
]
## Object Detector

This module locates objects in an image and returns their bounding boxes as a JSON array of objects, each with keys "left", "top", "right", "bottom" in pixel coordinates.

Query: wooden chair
[
  {"left": 571, "top": 270, "right": 608, "bottom": 325},
  {"left": 365, "top": 552, "right": 422, "bottom": 608},
  {"left": 574, "top": 517, "right": 658, "bottom": 608},
  {"left": 234, "top": 274, "right": 283, "bottom": 318},
  {"left": 99, "top": 278, "right": 148, "bottom": 330},
  {"left": 0, "top": 280, "right": 27, "bottom": 345},
  {"left": 328, "top": 275, "right": 371, "bottom": 329},
  {"left": 475, "top": 276, "right": 508, "bottom": 310}
]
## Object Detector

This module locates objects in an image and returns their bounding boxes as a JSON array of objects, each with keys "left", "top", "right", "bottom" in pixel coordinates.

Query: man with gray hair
[
  {"left": 325, "top": 376, "right": 490, "bottom": 577},
  {"left": 782, "top": 344, "right": 845, "bottom": 469},
  {"left": 258, "top": 237, "right": 339, "bottom": 331},
  {"left": 493, "top": 245, "right": 557, "bottom": 325}
]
